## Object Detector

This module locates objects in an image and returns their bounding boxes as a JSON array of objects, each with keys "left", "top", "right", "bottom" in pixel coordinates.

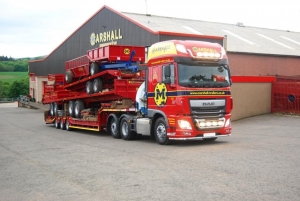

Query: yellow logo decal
[
  {"left": 154, "top": 83, "right": 168, "bottom": 107},
  {"left": 124, "top": 48, "right": 130, "bottom": 55}
]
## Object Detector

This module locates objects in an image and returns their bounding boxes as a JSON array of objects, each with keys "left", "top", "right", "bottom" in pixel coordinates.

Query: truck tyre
[
  {"left": 74, "top": 100, "right": 85, "bottom": 118},
  {"left": 60, "top": 118, "right": 66, "bottom": 130},
  {"left": 90, "top": 62, "right": 99, "bottom": 75},
  {"left": 65, "top": 70, "right": 73, "bottom": 84},
  {"left": 55, "top": 118, "right": 60, "bottom": 129},
  {"left": 50, "top": 103, "right": 54, "bottom": 116},
  {"left": 93, "top": 78, "right": 103, "bottom": 93},
  {"left": 66, "top": 119, "right": 72, "bottom": 131},
  {"left": 108, "top": 116, "right": 121, "bottom": 138},
  {"left": 120, "top": 118, "right": 136, "bottom": 140},
  {"left": 68, "top": 100, "right": 75, "bottom": 117},
  {"left": 86, "top": 81, "right": 93, "bottom": 94},
  {"left": 53, "top": 102, "right": 59, "bottom": 115},
  {"left": 154, "top": 117, "right": 170, "bottom": 145}
]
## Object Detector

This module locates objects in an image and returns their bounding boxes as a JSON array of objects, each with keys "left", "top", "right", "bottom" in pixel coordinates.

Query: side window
[{"left": 162, "top": 64, "right": 175, "bottom": 84}]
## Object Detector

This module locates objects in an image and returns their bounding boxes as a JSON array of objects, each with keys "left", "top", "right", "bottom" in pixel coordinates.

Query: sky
[{"left": 0, "top": 0, "right": 300, "bottom": 58}]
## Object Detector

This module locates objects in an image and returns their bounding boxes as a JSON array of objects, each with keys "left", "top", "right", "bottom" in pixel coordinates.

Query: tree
[
  {"left": 8, "top": 78, "right": 29, "bottom": 98},
  {"left": 0, "top": 81, "right": 11, "bottom": 98}
]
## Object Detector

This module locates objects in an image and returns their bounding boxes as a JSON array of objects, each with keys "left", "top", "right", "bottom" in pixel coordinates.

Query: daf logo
[{"left": 202, "top": 102, "right": 215, "bottom": 106}]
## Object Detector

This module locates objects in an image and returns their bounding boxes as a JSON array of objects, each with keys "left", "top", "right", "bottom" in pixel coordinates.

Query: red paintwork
[{"left": 65, "top": 45, "right": 145, "bottom": 79}]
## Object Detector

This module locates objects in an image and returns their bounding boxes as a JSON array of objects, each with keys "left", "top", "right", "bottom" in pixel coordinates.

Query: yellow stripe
[{"left": 69, "top": 126, "right": 100, "bottom": 131}]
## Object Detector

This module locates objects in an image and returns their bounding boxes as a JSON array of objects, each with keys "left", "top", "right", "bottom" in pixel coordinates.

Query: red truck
[{"left": 43, "top": 39, "right": 232, "bottom": 145}]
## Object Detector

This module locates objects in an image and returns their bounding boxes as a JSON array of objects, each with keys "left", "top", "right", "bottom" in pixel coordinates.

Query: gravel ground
[{"left": 0, "top": 102, "right": 300, "bottom": 201}]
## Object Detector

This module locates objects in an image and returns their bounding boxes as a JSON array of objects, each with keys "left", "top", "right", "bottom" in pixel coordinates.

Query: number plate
[{"left": 203, "top": 133, "right": 216, "bottom": 138}]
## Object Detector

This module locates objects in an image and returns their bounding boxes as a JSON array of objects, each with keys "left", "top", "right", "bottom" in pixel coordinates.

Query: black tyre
[
  {"left": 60, "top": 118, "right": 66, "bottom": 130},
  {"left": 203, "top": 137, "right": 217, "bottom": 142},
  {"left": 93, "top": 78, "right": 103, "bottom": 93},
  {"left": 50, "top": 103, "right": 54, "bottom": 116},
  {"left": 86, "top": 81, "right": 93, "bottom": 94},
  {"left": 53, "top": 102, "right": 59, "bottom": 116},
  {"left": 120, "top": 118, "right": 136, "bottom": 140},
  {"left": 65, "top": 70, "right": 73, "bottom": 84},
  {"left": 68, "top": 100, "right": 75, "bottom": 117},
  {"left": 66, "top": 119, "right": 72, "bottom": 131},
  {"left": 74, "top": 100, "right": 85, "bottom": 118},
  {"left": 154, "top": 117, "right": 169, "bottom": 145},
  {"left": 55, "top": 118, "right": 60, "bottom": 129},
  {"left": 108, "top": 116, "right": 121, "bottom": 138},
  {"left": 90, "top": 62, "right": 99, "bottom": 75}
]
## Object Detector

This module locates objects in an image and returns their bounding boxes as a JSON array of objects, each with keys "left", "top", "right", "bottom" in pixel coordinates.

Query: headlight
[{"left": 178, "top": 120, "right": 192, "bottom": 130}]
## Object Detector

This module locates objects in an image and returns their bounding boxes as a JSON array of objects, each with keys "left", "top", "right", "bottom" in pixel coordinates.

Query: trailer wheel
[
  {"left": 65, "top": 70, "right": 73, "bottom": 84},
  {"left": 66, "top": 119, "right": 72, "bottom": 131},
  {"left": 60, "top": 118, "right": 66, "bottom": 130},
  {"left": 74, "top": 100, "right": 85, "bottom": 118},
  {"left": 108, "top": 116, "right": 121, "bottom": 138},
  {"left": 86, "top": 81, "right": 93, "bottom": 94},
  {"left": 53, "top": 102, "right": 59, "bottom": 115},
  {"left": 68, "top": 101, "right": 75, "bottom": 117},
  {"left": 93, "top": 78, "right": 103, "bottom": 93},
  {"left": 50, "top": 103, "right": 54, "bottom": 116},
  {"left": 120, "top": 118, "right": 136, "bottom": 140},
  {"left": 154, "top": 117, "right": 170, "bottom": 145},
  {"left": 90, "top": 62, "right": 99, "bottom": 75},
  {"left": 55, "top": 118, "right": 60, "bottom": 129}
]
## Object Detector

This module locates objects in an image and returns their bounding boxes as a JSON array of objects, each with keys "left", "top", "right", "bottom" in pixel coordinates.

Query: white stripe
[
  {"left": 280, "top": 36, "right": 300, "bottom": 46},
  {"left": 256, "top": 33, "right": 295, "bottom": 50},
  {"left": 182, "top": 26, "right": 203, "bottom": 34},
  {"left": 222, "top": 30, "right": 258, "bottom": 46}
]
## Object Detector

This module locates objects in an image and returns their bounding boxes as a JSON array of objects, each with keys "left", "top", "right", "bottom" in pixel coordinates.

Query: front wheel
[{"left": 154, "top": 117, "right": 169, "bottom": 145}]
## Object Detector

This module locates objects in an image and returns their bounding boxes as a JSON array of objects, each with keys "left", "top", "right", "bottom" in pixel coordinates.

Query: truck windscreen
[{"left": 178, "top": 64, "right": 230, "bottom": 88}]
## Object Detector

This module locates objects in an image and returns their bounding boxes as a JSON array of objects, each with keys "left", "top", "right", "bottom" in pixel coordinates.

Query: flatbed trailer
[{"left": 43, "top": 40, "right": 233, "bottom": 145}]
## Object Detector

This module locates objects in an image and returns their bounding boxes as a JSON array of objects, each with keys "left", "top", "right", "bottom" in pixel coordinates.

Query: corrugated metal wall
[{"left": 29, "top": 8, "right": 157, "bottom": 76}]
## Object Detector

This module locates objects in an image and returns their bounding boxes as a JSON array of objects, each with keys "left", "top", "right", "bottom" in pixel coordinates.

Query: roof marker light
[{"left": 176, "top": 44, "right": 188, "bottom": 54}]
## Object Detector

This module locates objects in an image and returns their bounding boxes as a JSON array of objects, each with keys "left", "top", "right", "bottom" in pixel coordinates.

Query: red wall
[{"left": 227, "top": 53, "right": 300, "bottom": 76}]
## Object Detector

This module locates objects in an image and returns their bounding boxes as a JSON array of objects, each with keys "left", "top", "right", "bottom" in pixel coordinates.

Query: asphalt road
[{"left": 1, "top": 102, "right": 300, "bottom": 201}]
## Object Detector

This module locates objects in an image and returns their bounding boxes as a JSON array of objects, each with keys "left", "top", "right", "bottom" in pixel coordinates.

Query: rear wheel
[
  {"left": 154, "top": 117, "right": 169, "bottom": 145},
  {"left": 65, "top": 70, "right": 73, "bottom": 84},
  {"left": 108, "top": 117, "right": 121, "bottom": 138},
  {"left": 55, "top": 118, "right": 60, "bottom": 129},
  {"left": 93, "top": 78, "right": 103, "bottom": 93},
  {"left": 66, "top": 119, "right": 72, "bottom": 131},
  {"left": 86, "top": 81, "right": 93, "bottom": 94},
  {"left": 90, "top": 62, "right": 99, "bottom": 75},
  {"left": 60, "top": 118, "right": 65, "bottom": 130},
  {"left": 74, "top": 100, "right": 85, "bottom": 118},
  {"left": 120, "top": 118, "right": 136, "bottom": 140}
]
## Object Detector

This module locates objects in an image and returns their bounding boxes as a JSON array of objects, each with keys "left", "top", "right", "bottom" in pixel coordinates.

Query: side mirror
[{"left": 163, "top": 77, "right": 171, "bottom": 84}]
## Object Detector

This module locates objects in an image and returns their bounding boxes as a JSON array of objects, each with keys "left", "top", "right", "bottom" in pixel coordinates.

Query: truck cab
[{"left": 140, "top": 40, "right": 232, "bottom": 144}]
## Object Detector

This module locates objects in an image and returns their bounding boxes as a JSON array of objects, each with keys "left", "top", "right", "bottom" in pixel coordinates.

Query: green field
[{"left": 0, "top": 72, "right": 28, "bottom": 83}]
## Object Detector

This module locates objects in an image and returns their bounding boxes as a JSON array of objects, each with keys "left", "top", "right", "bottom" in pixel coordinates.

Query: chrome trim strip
[{"left": 169, "top": 134, "right": 231, "bottom": 140}]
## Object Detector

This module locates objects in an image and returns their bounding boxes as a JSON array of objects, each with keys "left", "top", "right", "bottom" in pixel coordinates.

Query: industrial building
[{"left": 28, "top": 5, "right": 300, "bottom": 119}]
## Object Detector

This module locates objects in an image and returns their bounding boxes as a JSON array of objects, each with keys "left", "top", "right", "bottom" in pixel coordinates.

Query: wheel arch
[{"left": 150, "top": 112, "right": 167, "bottom": 139}]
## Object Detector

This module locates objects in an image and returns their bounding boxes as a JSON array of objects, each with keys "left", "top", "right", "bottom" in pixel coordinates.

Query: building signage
[{"left": 90, "top": 29, "right": 123, "bottom": 47}]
